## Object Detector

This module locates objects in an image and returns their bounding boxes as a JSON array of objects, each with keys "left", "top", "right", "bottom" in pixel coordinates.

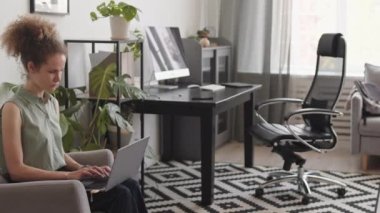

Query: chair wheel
[
  {"left": 337, "top": 188, "right": 346, "bottom": 198},
  {"left": 301, "top": 196, "right": 310, "bottom": 205},
  {"left": 266, "top": 176, "right": 273, "bottom": 181},
  {"left": 255, "top": 188, "right": 264, "bottom": 197}
]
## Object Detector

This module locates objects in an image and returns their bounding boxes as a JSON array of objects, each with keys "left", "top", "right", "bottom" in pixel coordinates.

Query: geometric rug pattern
[{"left": 145, "top": 161, "right": 380, "bottom": 213}]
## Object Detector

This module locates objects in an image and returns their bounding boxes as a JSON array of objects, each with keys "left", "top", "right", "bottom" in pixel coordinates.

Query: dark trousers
[{"left": 90, "top": 178, "right": 147, "bottom": 213}]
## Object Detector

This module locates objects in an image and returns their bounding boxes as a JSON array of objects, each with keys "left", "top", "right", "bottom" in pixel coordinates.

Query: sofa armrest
[
  {"left": 351, "top": 92, "right": 363, "bottom": 154},
  {"left": 68, "top": 149, "right": 114, "bottom": 167},
  {"left": 0, "top": 180, "right": 90, "bottom": 213}
]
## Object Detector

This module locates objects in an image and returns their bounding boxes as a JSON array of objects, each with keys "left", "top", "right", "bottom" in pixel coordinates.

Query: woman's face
[{"left": 28, "top": 53, "right": 66, "bottom": 93}]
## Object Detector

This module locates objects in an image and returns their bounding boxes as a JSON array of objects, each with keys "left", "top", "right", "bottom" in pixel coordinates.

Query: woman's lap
[{"left": 90, "top": 178, "right": 146, "bottom": 213}]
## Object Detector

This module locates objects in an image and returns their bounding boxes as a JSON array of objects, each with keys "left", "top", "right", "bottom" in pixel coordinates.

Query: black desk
[{"left": 132, "top": 85, "right": 261, "bottom": 205}]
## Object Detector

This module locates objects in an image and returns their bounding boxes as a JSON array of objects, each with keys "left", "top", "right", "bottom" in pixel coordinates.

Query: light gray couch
[
  {"left": 0, "top": 149, "right": 114, "bottom": 213},
  {"left": 350, "top": 92, "right": 380, "bottom": 170}
]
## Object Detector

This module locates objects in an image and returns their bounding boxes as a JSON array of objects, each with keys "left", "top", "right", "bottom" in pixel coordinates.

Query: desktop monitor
[{"left": 146, "top": 26, "right": 190, "bottom": 81}]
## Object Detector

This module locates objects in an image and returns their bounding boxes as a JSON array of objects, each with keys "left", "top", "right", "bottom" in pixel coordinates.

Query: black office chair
[{"left": 250, "top": 33, "right": 346, "bottom": 204}]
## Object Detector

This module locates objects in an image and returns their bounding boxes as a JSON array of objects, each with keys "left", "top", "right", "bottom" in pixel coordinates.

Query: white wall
[{"left": 200, "top": 0, "right": 221, "bottom": 37}]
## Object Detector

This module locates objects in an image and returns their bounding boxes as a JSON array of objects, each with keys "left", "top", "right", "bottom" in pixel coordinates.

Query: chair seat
[{"left": 249, "top": 123, "right": 333, "bottom": 143}]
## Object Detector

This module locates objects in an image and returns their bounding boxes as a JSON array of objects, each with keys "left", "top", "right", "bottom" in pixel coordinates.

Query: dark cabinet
[{"left": 167, "top": 38, "right": 233, "bottom": 161}]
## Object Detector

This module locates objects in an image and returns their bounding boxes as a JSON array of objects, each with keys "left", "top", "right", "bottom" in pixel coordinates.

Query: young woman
[{"left": 0, "top": 15, "right": 147, "bottom": 213}]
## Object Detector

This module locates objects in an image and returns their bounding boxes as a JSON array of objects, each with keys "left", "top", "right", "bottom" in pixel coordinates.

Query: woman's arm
[
  {"left": 64, "top": 154, "right": 83, "bottom": 171},
  {"left": 53, "top": 99, "right": 110, "bottom": 177}
]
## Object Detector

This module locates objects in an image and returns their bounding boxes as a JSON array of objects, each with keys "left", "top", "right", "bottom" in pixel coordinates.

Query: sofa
[
  {"left": 0, "top": 149, "right": 114, "bottom": 213},
  {"left": 350, "top": 63, "right": 380, "bottom": 170}
]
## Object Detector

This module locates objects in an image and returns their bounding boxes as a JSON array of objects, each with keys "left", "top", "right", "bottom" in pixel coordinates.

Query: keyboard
[
  {"left": 81, "top": 177, "right": 109, "bottom": 190},
  {"left": 200, "top": 84, "right": 226, "bottom": 92}
]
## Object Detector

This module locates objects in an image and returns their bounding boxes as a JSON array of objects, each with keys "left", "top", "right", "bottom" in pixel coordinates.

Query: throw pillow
[{"left": 364, "top": 63, "right": 380, "bottom": 86}]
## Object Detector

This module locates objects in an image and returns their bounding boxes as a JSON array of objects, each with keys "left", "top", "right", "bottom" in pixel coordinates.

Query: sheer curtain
[{"left": 219, "top": 0, "right": 292, "bottom": 140}]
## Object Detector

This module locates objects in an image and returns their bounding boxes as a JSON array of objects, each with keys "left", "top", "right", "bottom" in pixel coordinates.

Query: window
[{"left": 290, "top": 0, "right": 380, "bottom": 76}]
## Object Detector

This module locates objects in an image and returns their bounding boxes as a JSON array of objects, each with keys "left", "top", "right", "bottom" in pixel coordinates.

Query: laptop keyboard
[{"left": 81, "top": 177, "right": 109, "bottom": 189}]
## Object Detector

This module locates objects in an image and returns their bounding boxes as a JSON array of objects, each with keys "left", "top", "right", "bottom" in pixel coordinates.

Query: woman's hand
[{"left": 66, "top": 165, "right": 111, "bottom": 180}]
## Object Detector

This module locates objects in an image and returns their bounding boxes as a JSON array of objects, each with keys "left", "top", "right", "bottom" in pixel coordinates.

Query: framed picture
[{"left": 30, "top": 0, "right": 69, "bottom": 15}]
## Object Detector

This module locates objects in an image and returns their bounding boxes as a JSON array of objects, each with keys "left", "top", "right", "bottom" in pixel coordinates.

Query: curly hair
[{"left": 0, "top": 14, "right": 66, "bottom": 69}]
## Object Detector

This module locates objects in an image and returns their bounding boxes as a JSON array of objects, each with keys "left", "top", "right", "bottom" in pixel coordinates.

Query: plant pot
[
  {"left": 108, "top": 125, "right": 134, "bottom": 149},
  {"left": 109, "top": 16, "right": 130, "bottom": 40}
]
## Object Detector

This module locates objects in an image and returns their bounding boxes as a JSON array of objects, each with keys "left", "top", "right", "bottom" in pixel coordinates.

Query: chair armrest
[
  {"left": 255, "top": 98, "right": 304, "bottom": 123},
  {"left": 284, "top": 108, "right": 343, "bottom": 121},
  {"left": 284, "top": 108, "right": 343, "bottom": 153},
  {"left": 255, "top": 98, "right": 303, "bottom": 111},
  {"left": 0, "top": 180, "right": 90, "bottom": 213},
  {"left": 351, "top": 92, "right": 363, "bottom": 154},
  {"left": 68, "top": 149, "right": 114, "bottom": 167}
]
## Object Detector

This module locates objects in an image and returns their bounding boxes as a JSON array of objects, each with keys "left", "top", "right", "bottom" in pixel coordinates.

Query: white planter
[
  {"left": 109, "top": 16, "right": 130, "bottom": 40},
  {"left": 108, "top": 125, "right": 134, "bottom": 148}
]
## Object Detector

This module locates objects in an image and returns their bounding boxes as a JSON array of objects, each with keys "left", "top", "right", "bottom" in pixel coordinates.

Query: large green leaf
[
  {"left": 96, "top": 106, "right": 111, "bottom": 135},
  {"left": 53, "top": 86, "right": 69, "bottom": 107},
  {"left": 110, "top": 75, "right": 146, "bottom": 100},
  {"left": 89, "top": 63, "right": 117, "bottom": 99},
  {"left": 104, "top": 103, "right": 133, "bottom": 132},
  {"left": 61, "top": 100, "right": 86, "bottom": 117},
  {"left": 122, "top": 5, "right": 137, "bottom": 21}
]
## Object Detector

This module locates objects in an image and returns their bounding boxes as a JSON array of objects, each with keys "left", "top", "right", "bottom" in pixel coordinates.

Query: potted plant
[
  {"left": 90, "top": 0, "right": 141, "bottom": 39},
  {"left": 85, "top": 59, "right": 146, "bottom": 150}
]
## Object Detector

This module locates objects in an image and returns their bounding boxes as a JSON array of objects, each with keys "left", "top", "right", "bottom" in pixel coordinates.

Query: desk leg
[
  {"left": 161, "top": 115, "right": 174, "bottom": 161},
  {"left": 200, "top": 109, "right": 216, "bottom": 205},
  {"left": 140, "top": 113, "right": 145, "bottom": 196},
  {"left": 244, "top": 93, "right": 254, "bottom": 168}
]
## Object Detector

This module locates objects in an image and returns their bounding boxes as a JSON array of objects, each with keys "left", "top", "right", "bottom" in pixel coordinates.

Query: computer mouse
[{"left": 187, "top": 84, "right": 200, "bottom": 88}]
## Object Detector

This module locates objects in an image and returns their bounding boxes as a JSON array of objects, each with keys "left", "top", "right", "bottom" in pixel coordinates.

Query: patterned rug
[{"left": 144, "top": 161, "right": 380, "bottom": 213}]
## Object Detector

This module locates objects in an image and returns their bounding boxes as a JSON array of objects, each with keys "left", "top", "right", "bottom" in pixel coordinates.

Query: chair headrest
[{"left": 317, "top": 33, "right": 344, "bottom": 57}]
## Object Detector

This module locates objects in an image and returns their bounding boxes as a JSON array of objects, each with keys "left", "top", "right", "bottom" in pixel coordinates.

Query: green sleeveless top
[{"left": 0, "top": 87, "right": 66, "bottom": 175}]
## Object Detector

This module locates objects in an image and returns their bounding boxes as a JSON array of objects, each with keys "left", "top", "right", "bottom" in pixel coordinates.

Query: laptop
[{"left": 81, "top": 136, "right": 149, "bottom": 192}]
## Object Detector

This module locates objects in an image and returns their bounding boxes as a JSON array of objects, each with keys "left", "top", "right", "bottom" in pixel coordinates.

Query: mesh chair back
[{"left": 302, "top": 34, "right": 346, "bottom": 132}]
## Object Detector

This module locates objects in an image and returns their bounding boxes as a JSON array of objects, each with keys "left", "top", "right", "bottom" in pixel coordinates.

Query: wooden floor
[{"left": 215, "top": 137, "right": 380, "bottom": 175}]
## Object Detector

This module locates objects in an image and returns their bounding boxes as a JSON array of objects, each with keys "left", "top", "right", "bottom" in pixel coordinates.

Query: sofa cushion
[
  {"left": 359, "top": 116, "right": 380, "bottom": 136},
  {"left": 364, "top": 63, "right": 380, "bottom": 86}
]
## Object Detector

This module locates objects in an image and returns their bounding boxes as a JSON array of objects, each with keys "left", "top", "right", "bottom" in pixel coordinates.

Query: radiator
[{"left": 287, "top": 75, "right": 361, "bottom": 141}]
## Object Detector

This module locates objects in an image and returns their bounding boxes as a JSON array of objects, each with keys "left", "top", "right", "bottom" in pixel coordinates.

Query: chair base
[{"left": 255, "top": 166, "right": 347, "bottom": 204}]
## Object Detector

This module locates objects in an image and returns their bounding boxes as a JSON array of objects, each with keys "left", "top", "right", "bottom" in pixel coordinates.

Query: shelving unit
[
  {"left": 64, "top": 38, "right": 146, "bottom": 189},
  {"left": 168, "top": 38, "right": 233, "bottom": 161},
  {"left": 64, "top": 38, "right": 144, "bottom": 149}
]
